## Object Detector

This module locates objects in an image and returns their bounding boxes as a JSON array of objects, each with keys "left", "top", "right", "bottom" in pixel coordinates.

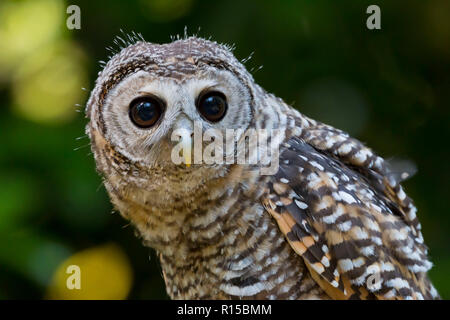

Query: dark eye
[
  {"left": 129, "top": 96, "right": 164, "bottom": 128},
  {"left": 196, "top": 91, "right": 227, "bottom": 122}
]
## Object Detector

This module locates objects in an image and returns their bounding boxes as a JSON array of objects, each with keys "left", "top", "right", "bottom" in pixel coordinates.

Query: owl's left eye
[
  {"left": 196, "top": 91, "right": 227, "bottom": 122},
  {"left": 129, "top": 96, "right": 164, "bottom": 128}
]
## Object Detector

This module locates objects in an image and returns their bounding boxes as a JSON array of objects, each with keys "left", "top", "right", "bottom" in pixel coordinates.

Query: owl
[{"left": 86, "top": 34, "right": 439, "bottom": 300}]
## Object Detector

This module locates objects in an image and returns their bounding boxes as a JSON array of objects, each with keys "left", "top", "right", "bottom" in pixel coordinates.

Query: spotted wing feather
[{"left": 263, "top": 130, "right": 438, "bottom": 300}]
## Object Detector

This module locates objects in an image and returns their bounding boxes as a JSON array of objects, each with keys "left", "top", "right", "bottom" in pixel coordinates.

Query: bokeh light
[
  {"left": 11, "top": 41, "right": 87, "bottom": 125},
  {"left": 0, "top": 0, "right": 64, "bottom": 80},
  {"left": 47, "top": 244, "right": 133, "bottom": 300}
]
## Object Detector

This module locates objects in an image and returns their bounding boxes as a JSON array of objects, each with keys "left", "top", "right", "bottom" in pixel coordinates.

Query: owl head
[{"left": 87, "top": 37, "right": 272, "bottom": 175}]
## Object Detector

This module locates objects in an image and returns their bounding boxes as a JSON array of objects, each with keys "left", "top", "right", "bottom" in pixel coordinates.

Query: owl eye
[
  {"left": 129, "top": 96, "right": 164, "bottom": 128},
  {"left": 196, "top": 91, "right": 227, "bottom": 122}
]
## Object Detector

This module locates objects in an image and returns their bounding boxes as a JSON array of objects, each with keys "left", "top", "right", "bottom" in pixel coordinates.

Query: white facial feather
[{"left": 102, "top": 68, "right": 252, "bottom": 166}]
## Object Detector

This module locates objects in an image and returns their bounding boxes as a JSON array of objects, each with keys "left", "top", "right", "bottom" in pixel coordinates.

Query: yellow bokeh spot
[
  {"left": 0, "top": 0, "right": 63, "bottom": 77},
  {"left": 11, "top": 41, "right": 87, "bottom": 125},
  {"left": 47, "top": 244, "right": 133, "bottom": 300}
]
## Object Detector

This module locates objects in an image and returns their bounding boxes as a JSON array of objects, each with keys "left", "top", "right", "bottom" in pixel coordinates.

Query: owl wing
[{"left": 262, "top": 121, "right": 438, "bottom": 299}]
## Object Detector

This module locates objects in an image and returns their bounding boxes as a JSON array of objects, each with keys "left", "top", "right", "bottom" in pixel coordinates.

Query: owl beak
[
  {"left": 172, "top": 116, "right": 194, "bottom": 167},
  {"left": 179, "top": 131, "right": 193, "bottom": 167}
]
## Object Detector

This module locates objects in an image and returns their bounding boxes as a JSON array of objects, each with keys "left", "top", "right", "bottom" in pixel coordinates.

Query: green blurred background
[{"left": 0, "top": 0, "right": 449, "bottom": 299}]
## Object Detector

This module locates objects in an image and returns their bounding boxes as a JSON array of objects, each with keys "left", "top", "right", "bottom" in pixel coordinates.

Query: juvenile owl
[{"left": 86, "top": 35, "right": 439, "bottom": 300}]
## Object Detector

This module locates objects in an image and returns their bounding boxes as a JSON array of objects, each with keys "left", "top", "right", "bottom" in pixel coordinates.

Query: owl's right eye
[{"left": 129, "top": 96, "right": 164, "bottom": 128}]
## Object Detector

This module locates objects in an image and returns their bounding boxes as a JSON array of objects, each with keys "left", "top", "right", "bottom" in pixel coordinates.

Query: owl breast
[{"left": 102, "top": 151, "right": 325, "bottom": 299}]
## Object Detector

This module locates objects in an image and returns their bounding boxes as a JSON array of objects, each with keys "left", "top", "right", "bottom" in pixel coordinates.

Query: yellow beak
[{"left": 179, "top": 131, "right": 192, "bottom": 167}]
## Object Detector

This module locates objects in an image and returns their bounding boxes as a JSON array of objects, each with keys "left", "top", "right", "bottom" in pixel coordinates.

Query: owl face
[
  {"left": 88, "top": 38, "right": 256, "bottom": 172},
  {"left": 102, "top": 67, "right": 252, "bottom": 167}
]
